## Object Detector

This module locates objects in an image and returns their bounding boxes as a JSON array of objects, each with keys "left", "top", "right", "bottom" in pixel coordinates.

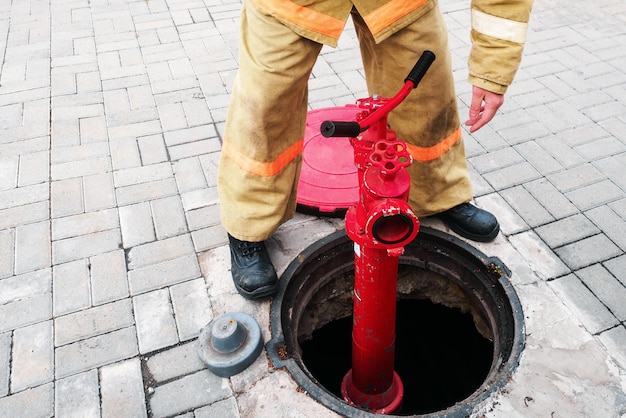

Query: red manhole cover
[{"left": 296, "top": 106, "right": 360, "bottom": 216}]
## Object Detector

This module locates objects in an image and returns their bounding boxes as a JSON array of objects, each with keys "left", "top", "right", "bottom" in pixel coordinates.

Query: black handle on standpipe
[
  {"left": 321, "top": 120, "right": 362, "bottom": 138},
  {"left": 404, "top": 50, "right": 436, "bottom": 88}
]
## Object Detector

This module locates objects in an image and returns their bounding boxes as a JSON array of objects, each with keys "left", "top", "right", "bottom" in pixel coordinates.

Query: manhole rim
[{"left": 268, "top": 227, "right": 525, "bottom": 417}]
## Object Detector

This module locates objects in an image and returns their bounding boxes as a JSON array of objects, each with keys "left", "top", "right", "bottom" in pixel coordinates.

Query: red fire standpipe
[{"left": 321, "top": 51, "right": 436, "bottom": 414}]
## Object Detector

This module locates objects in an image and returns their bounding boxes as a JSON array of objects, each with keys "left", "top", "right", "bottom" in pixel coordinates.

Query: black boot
[
  {"left": 228, "top": 234, "right": 278, "bottom": 300},
  {"left": 436, "top": 203, "right": 500, "bottom": 242}
]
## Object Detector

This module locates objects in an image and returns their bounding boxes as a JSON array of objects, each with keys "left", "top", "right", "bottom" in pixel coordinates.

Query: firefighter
[{"left": 217, "top": 0, "right": 534, "bottom": 299}]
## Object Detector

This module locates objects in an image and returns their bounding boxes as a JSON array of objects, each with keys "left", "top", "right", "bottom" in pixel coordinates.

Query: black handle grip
[
  {"left": 404, "top": 50, "right": 436, "bottom": 88},
  {"left": 321, "top": 121, "right": 362, "bottom": 138}
]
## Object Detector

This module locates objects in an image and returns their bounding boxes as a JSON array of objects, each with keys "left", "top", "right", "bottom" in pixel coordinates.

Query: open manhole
[{"left": 268, "top": 227, "right": 524, "bottom": 417}]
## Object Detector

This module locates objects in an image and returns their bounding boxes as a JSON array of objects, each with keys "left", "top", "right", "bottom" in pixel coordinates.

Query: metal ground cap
[{"left": 197, "top": 312, "right": 263, "bottom": 378}]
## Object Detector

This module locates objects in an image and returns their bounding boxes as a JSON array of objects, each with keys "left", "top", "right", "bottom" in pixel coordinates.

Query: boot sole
[
  {"left": 442, "top": 219, "right": 500, "bottom": 243},
  {"left": 233, "top": 281, "right": 278, "bottom": 300}
]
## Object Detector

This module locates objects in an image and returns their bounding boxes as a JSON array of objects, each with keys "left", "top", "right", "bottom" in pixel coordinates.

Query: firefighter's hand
[{"left": 465, "top": 86, "right": 505, "bottom": 133}]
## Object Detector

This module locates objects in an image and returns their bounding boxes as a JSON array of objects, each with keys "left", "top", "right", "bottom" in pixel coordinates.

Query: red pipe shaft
[{"left": 352, "top": 245, "right": 399, "bottom": 393}]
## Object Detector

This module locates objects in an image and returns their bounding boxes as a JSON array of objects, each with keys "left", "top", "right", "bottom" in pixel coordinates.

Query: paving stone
[
  {"left": 576, "top": 264, "right": 626, "bottom": 321},
  {"left": 547, "top": 163, "right": 606, "bottom": 193},
  {"left": 548, "top": 274, "right": 618, "bottom": 334},
  {"left": 467, "top": 146, "right": 524, "bottom": 173},
  {"left": 151, "top": 196, "right": 188, "bottom": 240},
  {"left": 560, "top": 124, "right": 609, "bottom": 148},
  {"left": 108, "top": 120, "right": 162, "bottom": 142},
  {"left": 133, "top": 289, "right": 179, "bottom": 354},
  {"left": 107, "top": 108, "right": 159, "bottom": 128},
  {"left": 198, "top": 153, "right": 219, "bottom": 187},
  {"left": 594, "top": 152, "right": 626, "bottom": 191},
  {"left": 51, "top": 119, "right": 80, "bottom": 148},
  {"left": 145, "top": 340, "right": 206, "bottom": 383},
  {"left": 0, "top": 229, "right": 14, "bottom": 278},
  {"left": 54, "top": 369, "right": 99, "bottom": 418},
  {"left": 537, "top": 136, "right": 586, "bottom": 168},
  {"left": 119, "top": 202, "right": 156, "bottom": 248},
  {"left": 55, "top": 326, "right": 139, "bottom": 379},
  {"left": 116, "top": 178, "right": 179, "bottom": 206},
  {"left": 597, "top": 325, "right": 626, "bottom": 371},
  {"left": 51, "top": 178, "right": 84, "bottom": 218},
  {"left": 194, "top": 397, "right": 240, "bottom": 418},
  {"left": 522, "top": 178, "right": 578, "bottom": 219},
  {"left": 54, "top": 299, "right": 134, "bottom": 346},
  {"left": 163, "top": 125, "right": 217, "bottom": 147},
  {"left": 535, "top": 213, "right": 600, "bottom": 248},
  {"left": 127, "top": 234, "right": 195, "bottom": 270},
  {"left": 127, "top": 84, "right": 156, "bottom": 109},
  {"left": 565, "top": 180, "right": 624, "bottom": 211},
  {"left": 599, "top": 117, "right": 626, "bottom": 143},
  {"left": 51, "top": 156, "right": 111, "bottom": 181},
  {"left": 0, "top": 201, "right": 49, "bottom": 231},
  {"left": 483, "top": 161, "right": 542, "bottom": 191},
  {"left": 0, "top": 182, "right": 48, "bottom": 211},
  {"left": 90, "top": 249, "right": 129, "bottom": 305},
  {"left": 0, "top": 156, "right": 18, "bottom": 190},
  {"left": 158, "top": 102, "right": 187, "bottom": 132},
  {"left": 128, "top": 253, "right": 201, "bottom": 295},
  {"left": 603, "top": 254, "right": 626, "bottom": 289},
  {"left": 50, "top": 142, "right": 109, "bottom": 165},
  {"left": 500, "top": 186, "right": 554, "bottom": 227},
  {"left": 149, "top": 370, "right": 232, "bottom": 418},
  {"left": 574, "top": 137, "right": 625, "bottom": 161},
  {"left": 555, "top": 234, "right": 622, "bottom": 270},
  {"left": 0, "top": 382, "right": 54, "bottom": 418},
  {"left": 101, "top": 358, "right": 147, "bottom": 418},
  {"left": 83, "top": 173, "right": 115, "bottom": 212},
  {"left": 0, "top": 137, "right": 49, "bottom": 160},
  {"left": 170, "top": 278, "right": 213, "bottom": 341},
  {"left": 52, "top": 229, "right": 122, "bottom": 265},
  {"left": 514, "top": 141, "right": 563, "bottom": 174},
  {"left": 173, "top": 157, "right": 208, "bottom": 193},
  {"left": 0, "top": 268, "right": 51, "bottom": 306},
  {"left": 11, "top": 320, "right": 54, "bottom": 393},
  {"left": 0, "top": 292, "right": 52, "bottom": 334},
  {"left": 14, "top": 221, "right": 50, "bottom": 275},
  {"left": 181, "top": 187, "right": 219, "bottom": 212},
  {"left": 168, "top": 138, "right": 221, "bottom": 161},
  {"left": 51, "top": 208, "right": 119, "bottom": 241},
  {"left": 0, "top": 332, "right": 10, "bottom": 397},
  {"left": 137, "top": 134, "right": 168, "bottom": 165},
  {"left": 52, "top": 259, "right": 91, "bottom": 316},
  {"left": 191, "top": 224, "right": 228, "bottom": 252},
  {"left": 17, "top": 151, "right": 49, "bottom": 187},
  {"left": 182, "top": 100, "right": 212, "bottom": 128},
  {"left": 585, "top": 206, "right": 626, "bottom": 251},
  {"left": 186, "top": 205, "right": 220, "bottom": 231}
]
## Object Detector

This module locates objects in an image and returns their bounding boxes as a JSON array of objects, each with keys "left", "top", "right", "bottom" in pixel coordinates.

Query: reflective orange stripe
[
  {"left": 406, "top": 127, "right": 461, "bottom": 162},
  {"left": 222, "top": 139, "right": 304, "bottom": 177},
  {"left": 364, "top": 0, "right": 429, "bottom": 35},
  {"left": 256, "top": 0, "right": 345, "bottom": 40}
]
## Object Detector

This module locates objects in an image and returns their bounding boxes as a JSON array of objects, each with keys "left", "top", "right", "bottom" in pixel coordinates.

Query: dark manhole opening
[
  {"left": 301, "top": 299, "right": 493, "bottom": 415},
  {"left": 269, "top": 228, "right": 524, "bottom": 417}
]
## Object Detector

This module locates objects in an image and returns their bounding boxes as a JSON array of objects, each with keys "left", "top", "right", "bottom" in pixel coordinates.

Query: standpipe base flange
[{"left": 197, "top": 312, "right": 263, "bottom": 378}]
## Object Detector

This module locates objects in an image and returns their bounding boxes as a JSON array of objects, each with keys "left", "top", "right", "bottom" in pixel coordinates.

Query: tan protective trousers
[{"left": 217, "top": 0, "right": 473, "bottom": 242}]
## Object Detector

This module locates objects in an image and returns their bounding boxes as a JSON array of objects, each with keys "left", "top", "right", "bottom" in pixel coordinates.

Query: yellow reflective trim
[
  {"left": 363, "top": 0, "right": 429, "bottom": 35},
  {"left": 406, "top": 127, "right": 461, "bottom": 162},
  {"left": 255, "top": 0, "right": 345, "bottom": 40},
  {"left": 471, "top": 9, "right": 529, "bottom": 44},
  {"left": 222, "top": 139, "right": 304, "bottom": 177}
]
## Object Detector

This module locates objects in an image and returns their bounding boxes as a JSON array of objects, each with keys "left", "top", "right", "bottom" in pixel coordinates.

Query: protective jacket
[
  {"left": 253, "top": 0, "right": 533, "bottom": 93},
  {"left": 217, "top": 0, "right": 533, "bottom": 242}
]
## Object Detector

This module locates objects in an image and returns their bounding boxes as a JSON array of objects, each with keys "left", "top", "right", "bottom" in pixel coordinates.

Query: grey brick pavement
[{"left": 0, "top": 0, "right": 625, "bottom": 416}]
